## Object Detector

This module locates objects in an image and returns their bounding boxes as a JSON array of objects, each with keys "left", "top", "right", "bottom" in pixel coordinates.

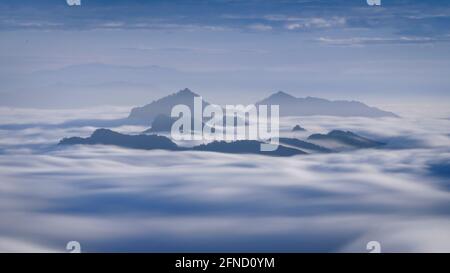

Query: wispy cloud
[
  {"left": 0, "top": 0, "right": 449, "bottom": 38},
  {"left": 316, "top": 35, "right": 450, "bottom": 46},
  {"left": 284, "top": 17, "right": 347, "bottom": 30},
  {"left": 247, "top": 23, "right": 273, "bottom": 31}
]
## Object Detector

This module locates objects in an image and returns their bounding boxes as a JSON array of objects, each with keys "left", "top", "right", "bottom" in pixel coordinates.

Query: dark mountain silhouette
[
  {"left": 59, "top": 129, "right": 180, "bottom": 151},
  {"left": 59, "top": 129, "right": 304, "bottom": 157},
  {"left": 292, "top": 125, "right": 306, "bottom": 132},
  {"left": 128, "top": 88, "right": 209, "bottom": 124},
  {"left": 193, "top": 140, "right": 306, "bottom": 157},
  {"left": 278, "top": 138, "right": 331, "bottom": 153},
  {"left": 307, "top": 130, "right": 384, "bottom": 149},
  {"left": 257, "top": 91, "right": 398, "bottom": 118}
]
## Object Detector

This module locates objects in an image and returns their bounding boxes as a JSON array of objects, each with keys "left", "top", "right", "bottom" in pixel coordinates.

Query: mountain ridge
[
  {"left": 2, "top": 88, "right": 399, "bottom": 130},
  {"left": 257, "top": 91, "right": 398, "bottom": 118},
  {"left": 59, "top": 128, "right": 306, "bottom": 157},
  {"left": 307, "top": 130, "right": 385, "bottom": 149},
  {"left": 127, "top": 88, "right": 210, "bottom": 124}
]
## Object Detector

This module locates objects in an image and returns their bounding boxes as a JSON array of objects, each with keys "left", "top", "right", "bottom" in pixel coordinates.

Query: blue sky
[{"left": 1, "top": 0, "right": 450, "bottom": 108}]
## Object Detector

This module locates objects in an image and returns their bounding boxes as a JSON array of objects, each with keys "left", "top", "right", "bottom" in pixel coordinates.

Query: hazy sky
[{"left": 1, "top": 0, "right": 450, "bottom": 108}]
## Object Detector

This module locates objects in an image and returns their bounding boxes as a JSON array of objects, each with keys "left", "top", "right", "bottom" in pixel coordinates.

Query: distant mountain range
[
  {"left": 59, "top": 128, "right": 384, "bottom": 157},
  {"left": 126, "top": 88, "right": 397, "bottom": 126},
  {"left": 256, "top": 91, "right": 398, "bottom": 118},
  {"left": 0, "top": 88, "right": 398, "bottom": 131}
]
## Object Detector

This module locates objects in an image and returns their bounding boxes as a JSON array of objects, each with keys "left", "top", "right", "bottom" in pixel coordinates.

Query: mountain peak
[
  {"left": 270, "top": 91, "right": 296, "bottom": 99},
  {"left": 292, "top": 124, "right": 306, "bottom": 132},
  {"left": 256, "top": 91, "right": 297, "bottom": 105},
  {"left": 127, "top": 88, "right": 207, "bottom": 124},
  {"left": 176, "top": 88, "right": 198, "bottom": 97}
]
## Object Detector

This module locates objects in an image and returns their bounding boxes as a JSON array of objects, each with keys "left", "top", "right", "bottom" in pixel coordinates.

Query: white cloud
[
  {"left": 0, "top": 108, "right": 449, "bottom": 252},
  {"left": 285, "top": 17, "right": 346, "bottom": 30},
  {"left": 316, "top": 36, "right": 449, "bottom": 46},
  {"left": 285, "top": 23, "right": 302, "bottom": 30},
  {"left": 247, "top": 24, "right": 273, "bottom": 31}
]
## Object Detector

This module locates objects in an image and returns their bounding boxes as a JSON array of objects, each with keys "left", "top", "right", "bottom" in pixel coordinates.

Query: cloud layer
[{"left": 0, "top": 107, "right": 450, "bottom": 252}]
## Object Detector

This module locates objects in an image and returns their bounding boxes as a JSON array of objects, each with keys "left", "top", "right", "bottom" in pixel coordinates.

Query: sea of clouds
[{"left": 0, "top": 106, "right": 449, "bottom": 252}]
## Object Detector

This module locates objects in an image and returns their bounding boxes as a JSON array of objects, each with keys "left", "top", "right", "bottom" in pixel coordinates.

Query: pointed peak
[
  {"left": 270, "top": 91, "right": 296, "bottom": 99},
  {"left": 176, "top": 88, "right": 198, "bottom": 96},
  {"left": 292, "top": 124, "right": 306, "bottom": 131}
]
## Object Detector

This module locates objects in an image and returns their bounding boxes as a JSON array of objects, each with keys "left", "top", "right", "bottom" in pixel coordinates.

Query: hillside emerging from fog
[{"left": 127, "top": 89, "right": 398, "bottom": 125}]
